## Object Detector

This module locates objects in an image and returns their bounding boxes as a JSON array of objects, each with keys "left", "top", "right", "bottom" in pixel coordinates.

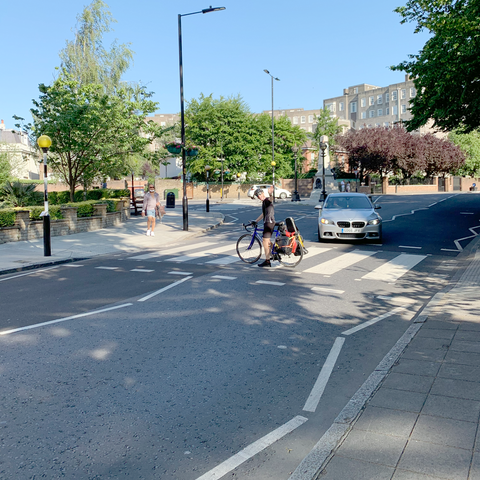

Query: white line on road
[
  {"left": 255, "top": 280, "right": 285, "bottom": 286},
  {"left": 441, "top": 248, "right": 460, "bottom": 252},
  {"left": 303, "top": 337, "right": 345, "bottom": 412},
  {"left": 211, "top": 275, "right": 237, "bottom": 280},
  {"left": 130, "top": 269, "right": 154, "bottom": 273},
  {"left": 303, "top": 250, "right": 377, "bottom": 275},
  {"left": 0, "top": 266, "right": 60, "bottom": 282},
  {"left": 311, "top": 286, "right": 345, "bottom": 295},
  {"left": 196, "top": 415, "right": 308, "bottom": 480},
  {"left": 399, "top": 245, "right": 422, "bottom": 249},
  {"left": 460, "top": 212, "right": 474, "bottom": 214},
  {"left": 0, "top": 303, "right": 132, "bottom": 336},
  {"left": 137, "top": 276, "right": 192, "bottom": 302},
  {"left": 362, "top": 253, "right": 427, "bottom": 283},
  {"left": 168, "top": 271, "right": 193, "bottom": 276},
  {"left": 64, "top": 264, "right": 84, "bottom": 267},
  {"left": 341, "top": 306, "right": 410, "bottom": 335},
  {"left": 95, "top": 266, "right": 119, "bottom": 270}
]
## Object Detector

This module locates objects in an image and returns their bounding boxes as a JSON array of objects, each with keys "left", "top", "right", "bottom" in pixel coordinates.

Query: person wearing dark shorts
[{"left": 254, "top": 186, "right": 275, "bottom": 267}]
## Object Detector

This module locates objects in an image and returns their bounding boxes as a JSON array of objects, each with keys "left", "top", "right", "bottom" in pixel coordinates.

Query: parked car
[
  {"left": 315, "top": 193, "right": 382, "bottom": 242},
  {"left": 247, "top": 184, "right": 292, "bottom": 199}
]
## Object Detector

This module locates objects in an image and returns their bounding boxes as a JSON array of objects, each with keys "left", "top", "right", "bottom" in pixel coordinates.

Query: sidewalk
[
  {"left": 291, "top": 236, "right": 480, "bottom": 480},
  {"left": 0, "top": 207, "right": 224, "bottom": 275}
]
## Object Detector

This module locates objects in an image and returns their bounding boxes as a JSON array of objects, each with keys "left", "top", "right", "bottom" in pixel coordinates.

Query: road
[{"left": 0, "top": 193, "right": 479, "bottom": 479}]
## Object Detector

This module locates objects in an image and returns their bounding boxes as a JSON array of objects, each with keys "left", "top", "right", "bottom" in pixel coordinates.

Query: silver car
[{"left": 316, "top": 193, "right": 382, "bottom": 242}]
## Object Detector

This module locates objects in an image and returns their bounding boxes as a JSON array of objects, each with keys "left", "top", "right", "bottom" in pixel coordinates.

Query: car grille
[
  {"left": 337, "top": 221, "right": 350, "bottom": 228},
  {"left": 337, "top": 233, "right": 366, "bottom": 239},
  {"left": 352, "top": 222, "right": 366, "bottom": 228}
]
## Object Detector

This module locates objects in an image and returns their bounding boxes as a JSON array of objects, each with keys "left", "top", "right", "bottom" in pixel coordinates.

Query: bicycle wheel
[
  {"left": 236, "top": 234, "right": 262, "bottom": 264},
  {"left": 277, "top": 239, "right": 303, "bottom": 267},
  {"left": 297, "top": 234, "right": 308, "bottom": 255}
]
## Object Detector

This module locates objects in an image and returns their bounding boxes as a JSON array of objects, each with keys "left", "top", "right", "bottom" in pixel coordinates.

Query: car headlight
[
  {"left": 367, "top": 218, "right": 381, "bottom": 225},
  {"left": 321, "top": 218, "right": 333, "bottom": 225}
]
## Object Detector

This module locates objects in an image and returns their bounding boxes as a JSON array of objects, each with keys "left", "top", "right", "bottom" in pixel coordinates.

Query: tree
[
  {"left": 0, "top": 181, "right": 42, "bottom": 207},
  {"left": 59, "top": 0, "right": 134, "bottom": 92},
  {"left": 29, "top": 76, "right": 159, "bottom": 201},
  {"left": 392, "top": 0, "right": 480, "bottom": 133},
  {"left": 449, "top": 130, "right": 480, "bottom": 177},
  {"left": 0, "top": 150, "right": 12, "bottom": 185},
  {"left": 310, "top": 107, "right": 343, "bottom": 151}
]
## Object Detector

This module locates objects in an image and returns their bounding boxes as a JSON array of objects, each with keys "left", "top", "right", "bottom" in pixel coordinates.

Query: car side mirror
[
  {"left": 315, "top": 204, "right": 323, "bottom": 210},
  {"left": 374, "top": 205, "right": 381, "bottom": 210}
]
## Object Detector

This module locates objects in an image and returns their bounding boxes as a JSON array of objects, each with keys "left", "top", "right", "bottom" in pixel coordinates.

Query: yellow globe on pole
[{"left": 37, "top": 135, "right": 52, "bottom": 149}]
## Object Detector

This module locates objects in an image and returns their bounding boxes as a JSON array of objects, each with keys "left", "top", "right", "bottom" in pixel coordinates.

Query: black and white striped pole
[{"left": 37, "top": 135, "right": 52, "bottom": 256}]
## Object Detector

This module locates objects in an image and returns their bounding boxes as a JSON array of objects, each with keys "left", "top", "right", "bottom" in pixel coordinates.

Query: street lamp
[
  {"left": 319, "top": 135, "right": 328, "bottom": 202},
  {"left": 264, "top": 69, "right": 280, "bottom": 203},
  {"left": 271, "top": 161, "right": 276, "bottom": 202},
  {"left": 291, "top": 144, "right": 300, "bottom": 202},
  {"left": 178, "top": 6, "right": 225, "bottom": 230},
  {"left": 37, "top": 135, "right": 52, "bottom": 256},
  {"left": 205, "top": 165, "right": 211, "bottom": 212}
]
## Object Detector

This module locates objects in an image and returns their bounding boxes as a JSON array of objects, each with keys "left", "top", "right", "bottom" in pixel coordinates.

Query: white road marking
[
  {"left": 64, "top": 264, "right": 84, "bottom": 267},
  {"left": 301, "top": 246, "right": 332, "bottom": 258},
  {"left": 130, "top": 269, "right": 154, "bottom": 273},
  {"left": 137, "top": 276, "right": 192, "bottom": 302},
  {"left": 441, "top": 248, "right": 460, "bottom": 252},
  {"left": 460, "top": 212, "right": 474, "bottom": 214},
  {"left": 128, "top": 241, "right": 214, "bottom": 260},
  {"left": 399, "top": 245, "right": 422, "bottom": 249},
  {"left": 255, "top": 280, "right": 285, "bottom": 286},
  {"left": 206, "top": 256, "right": 241, "bottom": 265},
  {"left": 95, "top": 266, "right": 119, "bottom": 270},
  {"left": 211, "top": 275, "right": 237, "bottom": 280},
  {"left": 341, "top": 306, "right": 411, "bottom": 335},
  {"left": 170, "top": 244, "right": 234, "bottom": 262},
  {"left": 303, "top": 337, "right": 345, "bottom": 412},
  {"left": 0, "top": 303, "right": 132, "bottom": 336},
  {"left": 311, "top": 286, "right": 345, "bottom": 294},
  {"left": 196, "top": 416, "right": 308, "bottom": 480},
  {"left": 168, "top": 271, "right": 193, "bottom": 276},
  {"left": 303, "top": 250, "right": 377, "bottom": 275},
  {"left": 0, "top": 266, "right": 60, "bottom": 282},
  {"left": 362, "top": 254, "right": 427, "bottom": 283}
]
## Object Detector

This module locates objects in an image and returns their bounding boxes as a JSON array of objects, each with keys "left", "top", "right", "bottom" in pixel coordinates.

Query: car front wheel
[{"left": 279, "top": 192, "right": 287, "bottom": 199}]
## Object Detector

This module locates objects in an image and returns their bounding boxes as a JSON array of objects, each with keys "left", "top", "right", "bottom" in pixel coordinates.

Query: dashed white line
[
  {"left": 196, "top": 416, "right": 308, "bottom": 480},
  {"left": 95, "top": 266, "right": 119, "bottom": 270},
  {"left": 0, "top": 266, "right": 60, "bottom": 282},
  {"left": 211, "top": 275, "right": 237, "bottom": 280},
  {"left": 168, "top": 271, "right": 193, "bottom": 276},
  {"left": 399, "top": 245, "right": 422, "bottom": 249},
  {"left": 64, "top": 264, "right": 84, "bottom": 267},
  {"left": 303, "top": 337, "right": 345, "bottom": 412},
  {"left": 138, "top": 276, "right": 193, "bottom": 302},
  {"left": 255, "top": 280, "right": 285, "bottom": 286},
  {"left": 130, "top": 269, "right": 154, "bottom": 273},
  {"left": 0, "top": 303, "right": 132, "bottom": 336},
  {"left": 311, "top": 286, "right": 345, "bottom": 294}
]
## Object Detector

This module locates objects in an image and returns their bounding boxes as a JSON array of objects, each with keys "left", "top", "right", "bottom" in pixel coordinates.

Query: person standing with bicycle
[{"left": 253, "top": 186, "right": 275, "bottom": 267}]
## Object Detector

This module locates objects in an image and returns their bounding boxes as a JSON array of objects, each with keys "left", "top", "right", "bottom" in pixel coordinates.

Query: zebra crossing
[{"left": 125, "top": 240, "right": 434, "bottom": 284}]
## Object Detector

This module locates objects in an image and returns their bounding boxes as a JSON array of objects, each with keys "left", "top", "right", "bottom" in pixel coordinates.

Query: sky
[{"left": 0, "top": 0, "right": 429, "bottom": 129}]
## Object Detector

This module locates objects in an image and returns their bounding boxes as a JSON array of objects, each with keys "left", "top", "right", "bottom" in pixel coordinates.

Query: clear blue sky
[{"left": 1, "top": 0, "right": 429, "bottom": 128}]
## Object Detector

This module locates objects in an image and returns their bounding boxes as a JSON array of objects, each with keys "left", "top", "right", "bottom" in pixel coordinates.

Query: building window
[
  {"left": 385, "top": 93, "right": 390, "bottom": 103},
  {"left": 361, "top": 98, "right": 366, "bottom": 108},
  {"left": 361, "top": 111, "right": 367, "bottom": 119},
  {"left": 392, "top": 105, "right": 398, "bottom": 115},
  {"left": 326, "top": 103, "right": 336, "bottom": 113},
  {"left": 369, "top": 110, "right": 375, "bottom": 118},
  {"left": 308, "top": 115, "right": 314, "bottom": 123},
  {"left": 392, "top": 91, "right": 398, "bottom": 101},
  {"left": 160, "top": 121, "right": 166, "bottom": 126},
  {"left": 377, "top": 109, "right": 383, "bottom": 116},
  {"left": 350, "top": 102, "right": 357, "bottom": 113},
  {"left": 401, "top": 89, "right": 406, "bottom": 99},
  {"left": 293, "top": 116, "right": 298, "bottom": 124},
  {"left": 354, "top": 87, "right": 358, "bottom": 94},
  {"left": 377, "top": 95, "right": 383, "bottom": 105},
  {"left": 401, "top": 104, "right": 407, "bottom": 114},
  {"left": 301, "top": 116, "right": 306, "bottom": 123},
  {"left": 410, "top": 87, "right": 416, "bottom": 97},
  {"left": 308, "top": 126, "right": 312, "bottom": 132},
  {"left": 386, "top": 106, "right": 390, "bottom": 115},
  {"left": 339, "top": 102, "right": 344, "bottom": 111},
  {"left": 369, "top": 96, "right": 375, "bottom": 106}
]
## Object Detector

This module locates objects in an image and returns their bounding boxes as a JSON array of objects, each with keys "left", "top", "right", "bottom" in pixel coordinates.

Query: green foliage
[
  {"left": 392, "top": 0, "right": 480, "bottom": 133},
  {"left": 449, "top": 130, "right": 480, "bottom": 177},
  {"left": 108, "top": 188, "right": 130, "bottom": 198},
  {"left": 64, "top": 201, "right": 95, "bottom": 217},
  {"left": 309, "top": 107, "right": 343, "bottom": 151},
  {"left": 0, "top": 151, "right": 12, "bottom": 185},
  {"left": 26, "top": 206, "right": 63, "bottom": 221},
  {"left": 59, "top": 0, "right": 134, "bottom": 92},
  {"left": 0, "top": 209, "right": 16, "bottom": 227},
  {"left": 0, "top": 181, "right": 43, "bottom": 207}
]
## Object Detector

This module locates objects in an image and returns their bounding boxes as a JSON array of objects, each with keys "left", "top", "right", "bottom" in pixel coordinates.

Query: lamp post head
[
  {"left": 320, "top": 142, "right": 327, "bottom": 152},
  {"left": 202, "top": 6, "right": 225, "bottom": 13},
  {"left": 37, "top": 135, "right": 52, "bottom": 150},
  {"left": 264, "top": 69, "right": 270, "bottom": 74},
  {"left": 205, "top": 165, "right": 211, "bottom": 171},
  {"left": 291, "top": 144, "right": 299, "bottom": 154},
  {"left": 271, "top": 161, "right": 276, "bottom": 167}
]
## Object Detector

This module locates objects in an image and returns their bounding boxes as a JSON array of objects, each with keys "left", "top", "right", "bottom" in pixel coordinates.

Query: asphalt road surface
[{"left": 0, "top": 193, "right": 478, "bottom": 479}]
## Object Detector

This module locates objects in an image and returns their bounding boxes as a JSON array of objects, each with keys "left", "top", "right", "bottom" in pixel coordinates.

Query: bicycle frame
[{"left": 243, "top": 223, "right": 281, "bottom": 256}]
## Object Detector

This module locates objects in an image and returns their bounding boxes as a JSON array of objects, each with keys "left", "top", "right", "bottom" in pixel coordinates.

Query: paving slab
[
  {"left": 430, "top": 377, "right": 480, "bottom": 401},
  {"left": 381, "top": 372, "right": 436, "bottom": 394},
  {"left": 401, "top": 346, "right": 447, "bottom": 363},
  {"left": 444, "top": 350, "right": 480, "bottom": 366},
  {"left": 390, "top": 358, "right": 442, "bottom": 377},
  {"left": 316, "top": 455, "right": 395, "bottom": 480},
  {"left": 368, "top": 387, "right": 427, "bottom": 413},
  {"left": 422, "top": 394, "right": 480, "bottom": 423},
  {"left": 437, "top": 362, "right": 480, "bottom": 382}
]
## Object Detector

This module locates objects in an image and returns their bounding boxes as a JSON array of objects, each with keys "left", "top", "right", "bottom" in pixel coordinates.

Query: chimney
[{"left": 0, "top": 120, "right": 5, "bottom": 130}]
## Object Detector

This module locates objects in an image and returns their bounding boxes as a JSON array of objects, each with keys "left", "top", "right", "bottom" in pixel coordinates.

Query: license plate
[{"left": 342, "top": 228, "right": 361, "bottom": 233}]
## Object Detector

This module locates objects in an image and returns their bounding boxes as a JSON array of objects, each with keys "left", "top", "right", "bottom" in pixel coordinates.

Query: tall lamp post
[
  {"left": 319, "top": 135, "right": 328, "bottom": 202},
  {"left": 205, "top": 165, "right": 211, "bottom": 212},
  {"left": 179, "top": 6, "right": 225, "bottom": 230},
  {"left": 271, "top": 161, "right": 276, "bottom": 201},
  {"left": 291, "top": 144, "right": 300, "bottom": 201},
  {"left": 264, "top": 69, "right": 279, "bottom": 203},
  {"left": 37, "top": 135, "right": 52, "bottom": 256}
]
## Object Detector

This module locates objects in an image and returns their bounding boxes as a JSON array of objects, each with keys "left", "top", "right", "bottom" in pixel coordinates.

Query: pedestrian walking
[
  {"left": 346, "top": 181, "right": 351, "bottom": 192},
  {"left": 340, "top": 180, "right": 345, "bottom": 192},
  {"left": 142, "top": 184, "right": 161, "bottom": 237},
  {"left": 253, "top": 186, "right": 275, "bottom": 267}
]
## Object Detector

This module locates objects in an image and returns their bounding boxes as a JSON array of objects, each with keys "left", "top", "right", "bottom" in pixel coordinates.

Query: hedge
[
  {"left": 48, "top": 189, "right": 130, "bottom": 205},
  {"left": 26, "top": 206, "right": 64, "bottom": 221},
  {"left": 0, "top": 209, "right": 16, "bottom": 227}
]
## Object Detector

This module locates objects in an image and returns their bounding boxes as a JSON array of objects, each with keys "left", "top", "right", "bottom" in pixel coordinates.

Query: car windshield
[{"left": 324, "top": 196, "right": 372, "bottom": 210}]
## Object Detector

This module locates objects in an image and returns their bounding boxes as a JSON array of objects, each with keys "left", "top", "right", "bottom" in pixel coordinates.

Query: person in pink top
[{"left": 142, "top": 184, "right": 161, "bottom": 236}]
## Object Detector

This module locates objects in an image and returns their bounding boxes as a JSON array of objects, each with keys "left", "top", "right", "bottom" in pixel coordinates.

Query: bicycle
[{"left": 236, "top": 219, "right": 306, "bottom": 267}]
